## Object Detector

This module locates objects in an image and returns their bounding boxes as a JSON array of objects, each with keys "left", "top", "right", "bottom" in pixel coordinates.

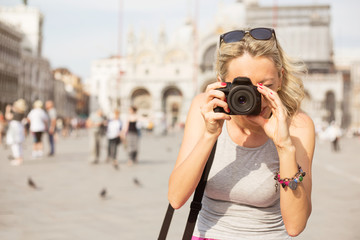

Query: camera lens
[{"left": 238, "top": 96, "right": 247, "bottom": 104}]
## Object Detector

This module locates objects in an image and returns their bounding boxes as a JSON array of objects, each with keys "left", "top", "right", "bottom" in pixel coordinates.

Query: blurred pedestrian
[
  {"left": 70, "top": 117, "right": 79, "bottom": 137},
  {"left": 86, "top": 109, "right": 105, "bottom": 164},
  {"left": 27, "top": 100, "right": 48, "bottom": 159},
  {"left": 0, "top": 111, "right": 5, "bottom": 146},
  {"left": 105, "top": 109, "right": 123, "bottom": 168},
  {"left": 326, "top": 121, "right": 342, "bottom": 152},
  {"left": 45, "top": 100, "right": 57, "bottom": 156},
  {"left": 5, "top": 99, "right": 27, "bottom": 166},
  {"left": 122, "top": 106, "right": 141, "bottom": 166}
]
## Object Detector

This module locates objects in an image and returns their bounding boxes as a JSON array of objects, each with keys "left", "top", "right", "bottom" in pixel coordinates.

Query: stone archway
[
  {"left": 131, "top": 88, "right": 152, "bottom": 118},
  {"left": 162, "top": 87, "right": 183, "bottom": 129}
]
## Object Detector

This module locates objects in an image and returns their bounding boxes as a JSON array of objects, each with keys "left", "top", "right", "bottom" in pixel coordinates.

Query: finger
[
  {"left": 206, "top": 89, "right": 226, "bottom": 103},
  {"left": 201, "top": 98, "right": 229, "bottom": 114},
  {"left": 205, "top": 81, "right": 228, "bottom": 93},
  {"left": 257, "top": 85, "right": 279, "bottom": 110},
  {"left": 203, "top": 111, "right": 231, "bottom": 124}
]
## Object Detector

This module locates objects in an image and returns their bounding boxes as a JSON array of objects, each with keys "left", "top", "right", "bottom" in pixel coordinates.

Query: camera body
[{"left": 214, "top": 77, "right": 261, "bottom": 115}]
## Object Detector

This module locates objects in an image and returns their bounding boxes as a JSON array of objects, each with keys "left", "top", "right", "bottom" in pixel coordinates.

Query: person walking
[
  {"left": 45, "top": 100, "right": 57, "bottom": 156},
  {"left": 5, "top": 99, "right": 27, "bottom": 166},
  {"left": 86, "top": 109, "right": 105, "bottom": 164},
  {"left": 326, "top": 121, "right": 342, "bottom": 152},
  {"left": 0, "top": 111, "right": 5, "bottom": 147},
  {"left": 168, "top": 28, "right": 315, "bottom": 239},
  {"left": 122, "top": 106, "right": 141, "bottom": 166},
  {"left": 27, "top": 100, "right": 49, "bottom": 159},
  {"left": 105, "top": 109, "right": 123, "bottom": 168}
]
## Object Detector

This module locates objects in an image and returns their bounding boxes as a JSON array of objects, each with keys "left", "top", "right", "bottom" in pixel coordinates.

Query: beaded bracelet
[{"left": 274, "top": 165, "right": 306, "bottom": 190}]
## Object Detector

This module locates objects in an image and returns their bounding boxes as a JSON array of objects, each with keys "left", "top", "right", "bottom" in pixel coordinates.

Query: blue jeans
[{"left": 48, "top": 133, "right": 55, "bottom": 154}]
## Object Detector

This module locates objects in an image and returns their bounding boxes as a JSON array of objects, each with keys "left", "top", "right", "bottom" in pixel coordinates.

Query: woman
[
  {"left": 105, "top": 109, "right": 123, "bottom": 168},
  {"left": 27, "top": 100, "right": 48, "bottom": 158},
  {"left": 168, "top": 28, "right": 315, "bottom": 239},
  {"left": 122, "top": 106, "right": 140, "bottom": 166},
  {"left": 5, "top": 99, "right": 27, "bottom": 166}
]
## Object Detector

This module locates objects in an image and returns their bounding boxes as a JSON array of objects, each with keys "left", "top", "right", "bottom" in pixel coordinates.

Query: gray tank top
[{"left": 193, "top": 123, "right": 291, "bottom": 240}]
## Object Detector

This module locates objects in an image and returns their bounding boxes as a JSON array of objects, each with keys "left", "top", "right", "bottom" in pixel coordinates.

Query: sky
[{"left": 1, "top": 0, "right": 360, "bottom": 81}]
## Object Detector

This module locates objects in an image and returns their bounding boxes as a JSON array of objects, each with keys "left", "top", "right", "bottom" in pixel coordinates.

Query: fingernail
[
  {"left": 221, "top": 82, "right": 227, "bottom": 86},
  {"left": 224, "top": 97, "right": 227, "bottom": 103},
  {"left": 258, "top": 83, "right": 263, "bottom": 86},
  {"left": 258, "top": 86, "right": 263, "bottom": 89}
]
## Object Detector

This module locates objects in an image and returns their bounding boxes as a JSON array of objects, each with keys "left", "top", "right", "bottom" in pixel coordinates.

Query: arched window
[
  {"left": 131, "top": 88, "right": 152, "bottom": 116},
  {"left": 201, "top": 44, "right": 217, "bottom": 72},
  {"left": 162, "top": 87, "right": 183, "bottom": 128}
]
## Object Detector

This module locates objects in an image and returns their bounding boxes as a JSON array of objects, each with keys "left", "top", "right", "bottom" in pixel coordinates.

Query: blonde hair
[
  {"left": 215, "top": 32, "right": 307, "bottom": 117},
  {"left": 33, "top": 100, "right": 43, "bottom": 109}
]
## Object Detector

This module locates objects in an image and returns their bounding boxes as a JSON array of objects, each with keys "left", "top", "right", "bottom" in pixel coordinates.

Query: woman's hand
[
  {"left": 200, "top": 82, "right": 231, "bottom": 136},
  {"left": 247, "top": 84, "right": 293, "bottom": 149}
]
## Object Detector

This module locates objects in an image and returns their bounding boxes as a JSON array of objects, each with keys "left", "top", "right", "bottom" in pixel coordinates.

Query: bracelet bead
[{"left": 274, "top": 165, "right": 306, "bottom": 191}]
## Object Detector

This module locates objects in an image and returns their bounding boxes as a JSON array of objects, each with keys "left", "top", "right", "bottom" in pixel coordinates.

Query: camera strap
[{"left": 158, "top": 141, "right": 217, "bottom": 240}]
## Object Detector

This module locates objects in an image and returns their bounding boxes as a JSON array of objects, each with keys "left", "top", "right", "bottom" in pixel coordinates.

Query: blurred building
[
  {"left": 0, "top": 3, "right": 88, "bottom": 119},
  {"left": 88, "top": 0, "right": 353, "bottom": 133},
  {"left": 0, "top": 4, "right": 54, "bottom": 111},
  {"left": 88, "top": 56, "right": 123, "bottom": 115},
  {"left": 0, "top": 21, "right": 22, "bottom": 111},
  {"left": 53, "top": 68, "right": 89, "bottom": 119},
  {"left": 350, "top": 62, "right": 360, "bottom": 132}
]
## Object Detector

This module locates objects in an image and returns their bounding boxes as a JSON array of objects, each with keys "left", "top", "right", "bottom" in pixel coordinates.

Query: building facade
[
  {"left": 0, "top": 20, "right": 22, "bottom": 112},
  {"left": 350, "top": 62, "right": 360, "bottom": 132},
  {"left": 0, "top": 4, "right": 74, "bottom": 117},
  {"left": 89, "top": 0, "right": 352, "bottom": 133}
]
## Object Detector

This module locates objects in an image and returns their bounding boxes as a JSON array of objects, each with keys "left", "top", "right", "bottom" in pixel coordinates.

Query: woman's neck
[{"left": 226, "top": 118, "right": 268, "bottom": 148}]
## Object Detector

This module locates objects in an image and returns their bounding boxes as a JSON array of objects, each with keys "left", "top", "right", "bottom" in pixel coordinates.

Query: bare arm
[
  {"left": 249, "top": 85, "right": 315, "bottom": 236},
  {"left": 168, "top": 82, "right": 231, "bottom": 209},
  {"left": 5, "top": 105, "right": 13, "bottom": 121},
  {"left": 278, "top": 112, "right": 315, "bottom": 236}
]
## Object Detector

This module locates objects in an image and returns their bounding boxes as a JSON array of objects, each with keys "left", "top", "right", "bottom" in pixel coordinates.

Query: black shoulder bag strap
[{"left": 158, "top": 141, "right": 217, "bottom": 240}]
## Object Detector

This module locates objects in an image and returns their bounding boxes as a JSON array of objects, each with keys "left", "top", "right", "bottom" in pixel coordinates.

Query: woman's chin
[{"left": 259, "top": 107, "right": 271, "bottom": 119}]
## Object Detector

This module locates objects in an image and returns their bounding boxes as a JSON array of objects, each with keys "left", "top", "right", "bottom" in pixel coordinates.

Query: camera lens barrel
[
  {"left": 228, "top": 86, "right": 261, "bottom": 115},
  {"left": 214, "top": 77, "right": 261, "bottom": 115}
]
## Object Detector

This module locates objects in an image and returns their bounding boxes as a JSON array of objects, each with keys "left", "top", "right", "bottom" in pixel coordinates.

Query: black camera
[{"left": 214, "top": 77, "right": 261, "bottom": 115}]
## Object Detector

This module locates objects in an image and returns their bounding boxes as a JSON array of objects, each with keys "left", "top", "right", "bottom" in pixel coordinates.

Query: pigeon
[
  {"left": 100, "top": 188, "right": 107, "bottom": 199},
  {"left": 133, "top": 177, "right": 142, "bottom": 187},
  {"left": 28, "top": 177, "right": 38, "bottom": 189}
]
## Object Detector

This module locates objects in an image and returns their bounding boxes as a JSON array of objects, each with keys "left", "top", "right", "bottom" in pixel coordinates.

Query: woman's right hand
[{"left": 200, "top": 82, "right": 231, "bottom": 136}]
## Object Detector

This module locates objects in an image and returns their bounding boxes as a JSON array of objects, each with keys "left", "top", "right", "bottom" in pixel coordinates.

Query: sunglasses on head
[{"left": 219, "top": 27, "right": 276, "bottom": 46}]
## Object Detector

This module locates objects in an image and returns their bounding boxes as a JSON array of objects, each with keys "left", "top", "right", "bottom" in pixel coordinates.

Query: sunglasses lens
[
  {"left": 223, "top": 31, "right": 245, "bottom": 43},
  {"left": 250, "top": 28, "right": 273, "bottom": 40}
]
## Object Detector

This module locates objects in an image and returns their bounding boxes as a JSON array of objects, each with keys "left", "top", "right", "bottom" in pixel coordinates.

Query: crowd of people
[
  {"left": 0, "top": 99, "right": 144, "bottom": 168},
  {"left": 1, "top": 99, "right": 59, "bottom": 166},
  {"left": 86, "top": 106, "right": 142, "bottom": 168}
]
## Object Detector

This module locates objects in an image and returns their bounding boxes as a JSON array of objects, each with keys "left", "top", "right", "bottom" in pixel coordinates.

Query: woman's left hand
[{"left": 247, "top": 84, "right": 293, "bottom": 149}]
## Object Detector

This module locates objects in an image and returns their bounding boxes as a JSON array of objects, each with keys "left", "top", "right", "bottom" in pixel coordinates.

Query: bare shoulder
[
  {"left": 289, "top": 110, "right": 316, "bottom": 161},
  {"left": 185, "top": 93, "right": 206, "bottom": 128},
  {"left": 289, "top": 110, "right": 315, "bottom": 136},
  {"left": 191, "top": 93, "right": 207, "bottom": 107}
]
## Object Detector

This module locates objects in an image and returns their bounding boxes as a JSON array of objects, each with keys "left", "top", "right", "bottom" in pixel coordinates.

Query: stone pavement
[{"left": 0, "top": 130, "right": 359, "bottom": 240}]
